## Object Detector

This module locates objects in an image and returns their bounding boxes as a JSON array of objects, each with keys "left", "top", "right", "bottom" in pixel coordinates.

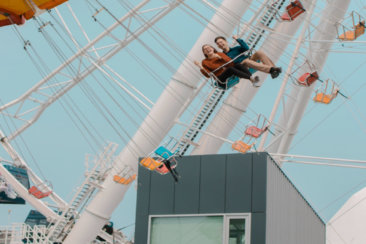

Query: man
[{"left": 215, "top": 35, "right": 282, "bottom": 79}]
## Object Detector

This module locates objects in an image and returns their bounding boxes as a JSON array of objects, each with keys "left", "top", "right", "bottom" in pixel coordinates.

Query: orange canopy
[{"left": 0, "top": 0, "right": 67, "bottom": 27}]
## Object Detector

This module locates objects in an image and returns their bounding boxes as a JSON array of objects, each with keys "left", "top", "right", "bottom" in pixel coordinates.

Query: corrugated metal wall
[{"left": 265, "top": 155, "right": 325, "bottom": 244}]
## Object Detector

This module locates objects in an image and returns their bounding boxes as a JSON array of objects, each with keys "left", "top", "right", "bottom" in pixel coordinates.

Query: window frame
[
  {"left": 148, "top": 213, "right": 251, "bottom": 244},
  {"left": 223, "top": 214, "right": 251, "bottom": 244}
]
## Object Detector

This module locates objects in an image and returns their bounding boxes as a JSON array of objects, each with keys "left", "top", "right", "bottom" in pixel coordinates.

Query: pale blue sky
[{"left": 0, "top": 0, "right": 366, "bottom": 239}]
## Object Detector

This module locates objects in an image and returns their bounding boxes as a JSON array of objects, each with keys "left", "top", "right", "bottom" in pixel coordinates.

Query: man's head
[{"left": 215, "top": 36, "right": 229, "bottom": 52}]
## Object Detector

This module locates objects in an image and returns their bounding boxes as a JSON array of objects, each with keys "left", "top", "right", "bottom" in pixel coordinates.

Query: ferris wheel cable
[
  {"left": 58, "top": 96, "right": 103, "bottom": 154},
  {"left": 0, "top": 131, "right": 66, "bottom": 208},
  {"left": 180, "top": 1, "right": 240, "bottom": 35},
  {"left": 318, "top": 176, "right": 366, "bottom": 216},
  {"left": 63, "top": 89, "right": 107, "bottom": 147},
  {"left": 103, "top": 0, "right": 284, "bottom": 144},
  {"left": 10, "top": 25, "right": 105, "bottom": 161},
  {"left": 175, "top": 120, "right": 234, "bottom": 144},
  {"left": 283, "top": 160, "right": 366, "bottom": 169},
  {"left": 45, "top": 2, "right": 284, "bottom": 152},
  {"left": 289, "top": 72, "right": 366, "bottom": 152},
  {"left": 206, "top": 0, "right": 265, "bottom": 21},
  {"left": 15, "top": 19, "right": 106, "bottom": 153},
  {"left": 103, "top": 64, "right": 154, "bottom": 106},
  {"left": 32, "top": 16, "right": 141, "bottom": 155},
  {"left": 121, "top": 39, "right": 200, "bottom": 108},
  {"left": 85, "top": 56, "right": 153, "bottom": 111},
  {"left": 66, "top": 2, "right": 101, "bottom": 59},
  {"left": 0, "top": 100, "right": 50, "bottom": 182},
  {"left": 345, "top": 102, "right": 366, "bottom": 134},
  {"left": 124, "top": 32, "right": 250, "bottom": 148},
  {"left": 87, "top": 66, "right": 160, "bottom": 148},
  {"left": 78, "top": 84, "right": 144, "bottom": 157},
  {"left": 347, "top": 98, "right": 366, "bottom": 125},
  {"left": 94, "top": 4, "right": 179, "bottom": 77},
  {"left": 130, "top": 11, "right": 193, "bottom": 65},
  {"left": 124, "top": 46, "right": 233, "bottom": 142},
  {"left": 115, "top": 1, "right": 202, "bottom": 89},
  {"left": 111, "top": 1, "right": 364, "bottom": 151},
  {"left": 259, "top": 0, "right": 318, "bottom": 151},
  {"left": 2, "top": 1, "right": 162, "bottom": 142},
  {"left": 327, "top": 193, "right": 366, "bottom": 225},
  {"left": 159, "top": 6, "right": 296, "bottom": 140},
  {"left": 77, "top": 80, "right": 148, "bottom": 157},
  {"left": 271, "top": 153, "right": 366, "bottom": 164},
  {"left": 131, "top": 9, "right": 288, "bottom": 143},
  {"left": 53, "top": 9, "right": 82, "bottom": 52}
]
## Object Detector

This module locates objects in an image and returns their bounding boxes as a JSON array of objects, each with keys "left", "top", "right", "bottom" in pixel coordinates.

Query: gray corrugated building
[{"left": 135, "top": 152, "right": 325, "bottom": 244}]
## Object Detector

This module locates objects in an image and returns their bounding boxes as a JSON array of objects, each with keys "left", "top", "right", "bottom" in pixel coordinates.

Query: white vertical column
[
  {"left": 269, "top": 0, "right": 351, "bottom": 157},
  {"left": 192, "top": 0, "right": 315, "bottom": 155},
  {"left": 64, "top": 0, "right": 253, "bottom": 243}
]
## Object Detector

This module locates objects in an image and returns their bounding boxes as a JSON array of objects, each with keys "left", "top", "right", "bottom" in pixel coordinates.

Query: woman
[{"left": 194, "top": 44, "right": 259, "bottom": 89}]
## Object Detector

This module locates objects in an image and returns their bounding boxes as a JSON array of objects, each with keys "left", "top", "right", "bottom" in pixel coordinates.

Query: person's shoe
[
  {"left": 250, "top": 75, "right": 260, "bottom": 87},
  {"left": 270, "top": 67, "right": 282, "bottom": 79}
]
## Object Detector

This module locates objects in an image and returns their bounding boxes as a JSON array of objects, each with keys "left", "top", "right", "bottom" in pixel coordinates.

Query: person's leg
[
  {"left": 216, "top": 68, "right": 232, "bottom": 88},
  {"left": 242, "top": 58, "right": 271, "bottom": 73},
  {"left": 234, "top": 63, "right": 260, "bottom": 86},
  {"left": 234, "top": 63, "right": 252, "bottom": 77},
  {"left": 224, "top": 66, "right": 251, "bottom": 80},
  {"left": 250, "top": 50, "right": 275, "bottom": 67},
  {"left": 242, "top": 51, "right": 282, "bottom": 78},
  {"left": 218, "top": 67, "right": 258, "bottom": 88}
]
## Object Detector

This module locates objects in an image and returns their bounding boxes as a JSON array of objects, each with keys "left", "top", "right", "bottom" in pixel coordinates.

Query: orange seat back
[
  {"left": 113, "top": 174, "right": 136, "bottom": 184},
  {"left": 313, "top": 93, "right": 334, "bottom": 104},
  {"left": 140, "top": 157, "right": 162, "bottom": 171},
  {"left": 232, "top": 141, "right": 252, "bottom": 154},
  {"left": 338, "top": 30, "right": 356, "bottom": 41},
  {"left": 338, "top": 22, "right": 365, "bottom": 41}
]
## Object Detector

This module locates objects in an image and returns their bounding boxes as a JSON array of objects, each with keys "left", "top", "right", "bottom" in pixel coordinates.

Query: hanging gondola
[
  {"left": 280, "top": 0, "right": 306, "bottom": 22},
  {"left": 113, "top": 165, "right": 136, "bottom": 185},
  {"left": 232, "top": 114, "right": 269, "bottom": 154},
  {"left": 337, "top": 11, "right": 365, "bottom": 41},
  {"left": 140, "top": 138, "right": 180, "bottom": 181},
  {"left": 313, "top": 79, "right": 339, "bottom": 104},
  {"left": 28, "top": 180, "right": 52, "bottom": 199}
]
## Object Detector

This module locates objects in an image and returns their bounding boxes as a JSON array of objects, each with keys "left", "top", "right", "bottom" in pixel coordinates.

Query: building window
[
  {"left": 226, "top": 216, "right": 247, "bottom": 244},
  {"left": 150, "top": 216, "right": 223, "bottom": 244},
  {"left": 149, "top": 214, "right": 250, "bottom": 244}
]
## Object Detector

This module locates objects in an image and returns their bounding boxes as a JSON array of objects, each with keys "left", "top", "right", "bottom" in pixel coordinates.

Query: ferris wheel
[{"left": 0, "top": 0, "right": 365, "bottom": 243}]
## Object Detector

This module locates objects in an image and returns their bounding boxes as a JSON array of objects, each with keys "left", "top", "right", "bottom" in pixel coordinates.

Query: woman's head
[{"left": 202, "top": 44, "right": 217, "bottom": 58}]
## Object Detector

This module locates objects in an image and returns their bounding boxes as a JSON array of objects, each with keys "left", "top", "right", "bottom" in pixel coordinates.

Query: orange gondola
[
  {"left": 337, "top": 11, "right": 365, "bottom": 41},
  {"left": 0, "top": 0, "right": 68, "bottom": 27}
]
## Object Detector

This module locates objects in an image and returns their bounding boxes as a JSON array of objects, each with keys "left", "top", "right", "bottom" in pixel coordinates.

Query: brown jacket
[{"left": 200, "top": 52, "right": 234, "bottom": 78}]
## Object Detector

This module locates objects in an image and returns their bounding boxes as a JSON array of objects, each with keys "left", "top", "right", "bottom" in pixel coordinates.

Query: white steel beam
[
  {"left": 0, "top": 131, "right": 60, "bottom": 221},
  {"left": 0, "top": 0, "right": 175, "bottom": 226},
  {"left": 258, "top": 0, "right": 317, "bottom": 151},
  {"left": 0, "top": 0, "right": 152, "bottom": 141},
  {"left": 192, "top": 0, "right": 315, "bottom": 155},
  {"left": 64, "top": 0, "right": 253, "bottom": 243},
  {"left": 268, "top": 0, "right": 351, "bottom": 159}
]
